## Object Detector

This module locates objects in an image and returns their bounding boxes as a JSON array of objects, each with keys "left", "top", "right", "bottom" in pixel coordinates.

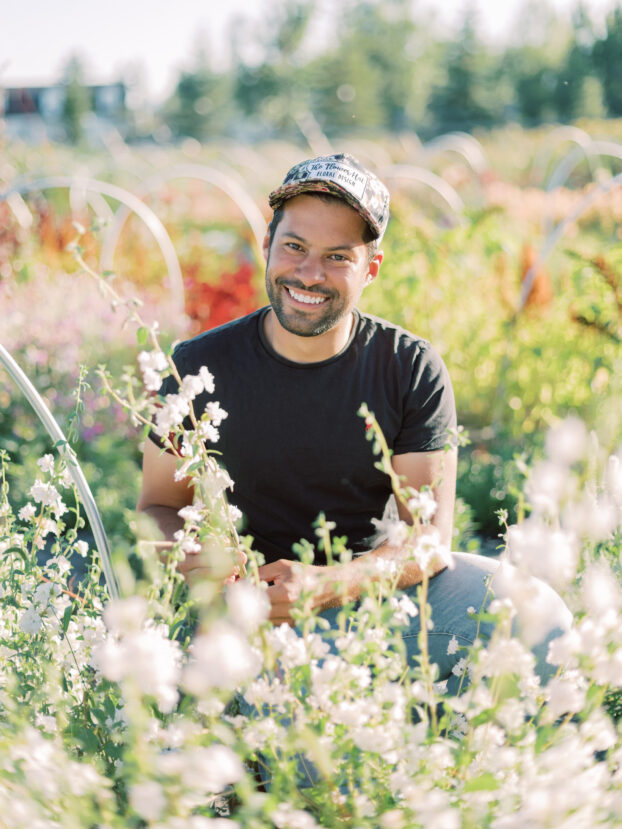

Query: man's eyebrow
[{"left": 281, "top": 231, "right": 361, "bottom": 251}]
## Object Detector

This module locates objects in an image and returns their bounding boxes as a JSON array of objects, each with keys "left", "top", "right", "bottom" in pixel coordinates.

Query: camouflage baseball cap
[{"left": 268, "top": 153, "right": 390, "bottom": 240}]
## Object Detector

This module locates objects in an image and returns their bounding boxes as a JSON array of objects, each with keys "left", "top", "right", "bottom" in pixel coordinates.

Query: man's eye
[
  {"left": 286, "top": 242, "right": 303, "bottom": 251},
  {"left": 329, "top": 253, "right": 348, "bottom": 262}
]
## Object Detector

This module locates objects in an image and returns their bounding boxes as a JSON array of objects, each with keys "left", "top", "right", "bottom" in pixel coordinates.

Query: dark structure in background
[{"left": 1, "top": 82, "right": 127, "bottom": 143}]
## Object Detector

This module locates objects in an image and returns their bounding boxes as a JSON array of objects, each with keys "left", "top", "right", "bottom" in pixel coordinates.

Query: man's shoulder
[
  {"left": 173, "top": 308, "right": 265, "bottom": 363},
  {"left": 356, "top": 310, "right": 432, "bottom": 354}
]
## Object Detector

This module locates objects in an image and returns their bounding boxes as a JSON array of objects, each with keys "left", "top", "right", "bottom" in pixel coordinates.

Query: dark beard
[{"left": 265, "top": 276, "right": 345, "bottom": 338}]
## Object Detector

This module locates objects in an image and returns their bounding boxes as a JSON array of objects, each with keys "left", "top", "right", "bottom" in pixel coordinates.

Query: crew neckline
[{"left": 257, "top": 306, "right": 360, "bottom": 368}]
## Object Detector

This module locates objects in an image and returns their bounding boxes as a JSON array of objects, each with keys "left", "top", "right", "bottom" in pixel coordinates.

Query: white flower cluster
[{"left": 93, "top": 597, "right": 182, "bottom": 713}]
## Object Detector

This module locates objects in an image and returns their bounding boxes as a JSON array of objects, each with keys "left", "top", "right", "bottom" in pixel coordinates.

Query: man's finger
[
  {"left": 264, "top": 583, "right": 291, "bottom": 604},
  {"left": 258, "top": 561, "right": 288, "bottom": 582}
]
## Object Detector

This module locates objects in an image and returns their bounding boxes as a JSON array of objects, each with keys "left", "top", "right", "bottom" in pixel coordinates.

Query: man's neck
[{"left": 263, "top": 310, "right": 355, "bottom": 364}]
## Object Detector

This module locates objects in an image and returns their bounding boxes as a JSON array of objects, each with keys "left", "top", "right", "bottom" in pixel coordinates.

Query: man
[{"left": 138, "top": 153, "right": 570, "bottom": 686}]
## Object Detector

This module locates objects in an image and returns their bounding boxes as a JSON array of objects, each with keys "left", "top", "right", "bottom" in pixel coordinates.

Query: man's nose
[{"left": 295, "top": 254, "right": 325, "bottom": 286}]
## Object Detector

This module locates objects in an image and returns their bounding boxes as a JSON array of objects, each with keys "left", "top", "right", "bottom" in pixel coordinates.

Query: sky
[{"left": 0, "top": 0, "right": 619, "bottom": 104}]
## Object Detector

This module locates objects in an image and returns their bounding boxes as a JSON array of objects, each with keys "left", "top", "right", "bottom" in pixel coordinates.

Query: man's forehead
[{"left": 277, "top": 194, "right": 369, "bottom": 242}]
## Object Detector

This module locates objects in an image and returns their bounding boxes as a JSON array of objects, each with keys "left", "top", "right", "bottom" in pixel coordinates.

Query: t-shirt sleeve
[{"left": 393, "top": 345, "right": 457, "bottom": 454}]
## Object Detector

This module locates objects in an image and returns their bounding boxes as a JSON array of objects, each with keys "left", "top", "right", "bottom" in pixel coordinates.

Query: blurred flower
[
  {"left": 545, "top": 417, "right": 589, "bottom": 466},
  {"left": 37, "top": 454, "right": 55, "bottom": 474},
  {"left": 225, "top": 580, "right": 270, "bottom": 633},
  {"left": 184, "top": 621, "right": 261, "bottom": 693},
  {"left": 29, "top": 480, "right": 67, "bottom": 518},
  {"left": 130, "top": 781, "right": 166, "bottom": 821},
  {"left": 506, "top": 518, "right": 578, "bottom": 590},
  {"left": 138, "top": 349, "right": 168, "bottom": 392},
  {"left": 18, "top": 503, "right": 36, "bottom": 521},
  {"left": 407, "top": 489, "right": 437, "bottom": 522}
]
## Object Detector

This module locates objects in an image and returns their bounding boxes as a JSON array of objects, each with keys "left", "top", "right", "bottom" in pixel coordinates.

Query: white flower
[
  {"left": 605, "top": 453, "right": 622, "bottom": 505},
  {"left": 179, "top": 373, "right": 204, "bottom": 402},
  {"left": 545, "top": 416, "right": 588, "bottom": 466},
  {"left": 138, "top": 349, "right": 168, "bottom": 392},
  {"left": 451, "top": 657, "right": 468, "bottom": 677},
  {"left": 526, "top": 460, "right": 574, "bottom": 517},
  {"left": 29, "top": 479, "right": 67, "bottom": 518},
  {"left": 226, "top": 580, "right": 270, "bottom": 632},
  {"left": 103, "top": 596, "right": 149, "bottom": 634},
  {"left": 446, "top": 635, "right": 459, "bottom": 655},
  {"left": 371, "top": 516, "right": 409, "bottom": 547},
  {"left": 18, "top": 503, "right": 36, "bottom": 521},
  {"left": 178, "top": 503, "right": 204, "bottom": 525},
  {"left": 184, "top": 622, "right": 261, "bottom": 693},
  {"left": 75, "top": 539, "right": 89, "bottom": 557},
  {"left": 154, "top": 393, "right": 190, "bottom": 435},
  {"left": 37, "top": 454, "right": 55, "bottom": 474},
  {"left": 177, "top": 744, "right": 244, "bottom": 793},
  {"left": 407, "top": 489, "right": 437, "bottom": 522},
  {"left": 20, "top": 605, "right": 43, "bottom": 635},
  {"left": 542, "top": 671, "right": 587, "bottom": 722},
  {"left": 173, "top": 529, "right": 202, "bottom": 554},
  {"left": 388, "top": 594, "right": 418, "bottom": 626},
  {"left": 410, "top": 530, "right": 454, "bottom": 575},
  {"left": 130, "top": 780, "right": 166, "bottom": 821},
  {"left": 203, "top": 401, "right": 228, "bottom": 427},
  {"left": 272, "top": 802, "right": 320, "bottom": 829},
  {"left": 198, "top": 365, "right": 215, "bottom": 393},
  {"left": 506, "top": 518, "right": 579, "bottom": 590},
  {"left": 34, "top": 582, "right": 53, "bottom": 610},
  {"left": 93, "top": 622, "right": 181, "bottom": 713}
]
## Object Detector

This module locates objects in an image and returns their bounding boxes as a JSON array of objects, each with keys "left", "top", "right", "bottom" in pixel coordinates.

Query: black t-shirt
[{"left": 151, "top": 307, "right": 456, "bottom": 565}]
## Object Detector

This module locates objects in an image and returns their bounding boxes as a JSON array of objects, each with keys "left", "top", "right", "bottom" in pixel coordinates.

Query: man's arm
[
  {"left": 259, "top": 446, "right": 458, "bottom": 624},
  {"left": 136, "top": 438, "right": 208, "bottom": 582}
]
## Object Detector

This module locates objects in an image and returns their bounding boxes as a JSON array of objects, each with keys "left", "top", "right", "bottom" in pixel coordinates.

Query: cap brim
[{"left": 268, "top": 180, "right": 382, "bottom": 239}]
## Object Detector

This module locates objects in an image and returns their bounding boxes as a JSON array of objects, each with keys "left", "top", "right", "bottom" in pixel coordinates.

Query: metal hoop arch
[
  {"left": 381, "top": 164, "right": 465, "bottom": 220},
  {"left": 100, "top": 164, "right": 268, "bottom": 277},
  {"left": 0, "top": 177, "right": 185, "bottom": 314},
  {"left": 0, "top": 344, "right": 119, "bottom": 600},
  {"left": 520, "top": 172, "right": 622, "bottom": 312}
]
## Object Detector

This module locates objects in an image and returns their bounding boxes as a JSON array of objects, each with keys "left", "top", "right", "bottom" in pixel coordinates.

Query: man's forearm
[
  {"left": 138, "top": 504, "right": 184, "bottom": 543},
  {"left": 311, "top": 538, "right": 447, "bottom": 610}
]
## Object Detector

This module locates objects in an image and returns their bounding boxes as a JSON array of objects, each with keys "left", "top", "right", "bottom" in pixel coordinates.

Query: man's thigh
[{"left": 318, "top": 552, "right": 572, "bottom": 689}]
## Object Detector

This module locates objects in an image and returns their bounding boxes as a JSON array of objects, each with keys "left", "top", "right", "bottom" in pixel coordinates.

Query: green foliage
[
  {"left": 61, "top": 56, "right": 90, "bottom": 145},
  {"left": 157, "top": 0, "right": 622, "bottom": 140}
]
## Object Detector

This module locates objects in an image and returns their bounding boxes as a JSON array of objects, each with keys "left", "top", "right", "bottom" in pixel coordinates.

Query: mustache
[{"left": 276, "top": 278, "right": 333, "bottom": 297}]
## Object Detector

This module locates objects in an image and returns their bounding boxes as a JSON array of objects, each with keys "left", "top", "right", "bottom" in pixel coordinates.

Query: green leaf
[
  {"left": 61, "top": 604, "right": 73, "bottom": 635},
  {"left": 463, "top": 772, "right": 499, "bottom": 792},
  {"left": 136, "top": 327, "right": 149, "bottom": 346}
]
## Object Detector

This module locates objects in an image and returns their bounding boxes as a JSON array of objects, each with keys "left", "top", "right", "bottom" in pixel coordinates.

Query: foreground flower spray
[{"left": 0, "top": 223, "right": 621, "bottom": 826}]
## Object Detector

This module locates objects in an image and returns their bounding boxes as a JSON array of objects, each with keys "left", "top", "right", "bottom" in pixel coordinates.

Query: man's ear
[
  {"left": 262, "top": 232, "right": 271, "bottom": 262},
  {"left": 365, "top": 250, "right": 384, "bottom": 285}
]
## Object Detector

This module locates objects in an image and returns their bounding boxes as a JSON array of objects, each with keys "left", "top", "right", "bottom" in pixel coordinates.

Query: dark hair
[{"left": 267, "top": 192, "right": 379, "bottom": 264}]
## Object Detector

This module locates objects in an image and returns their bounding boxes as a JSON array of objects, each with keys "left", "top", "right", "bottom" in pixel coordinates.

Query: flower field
[{"left": 1, "top": 122, "right": 622, "bottom": 826}]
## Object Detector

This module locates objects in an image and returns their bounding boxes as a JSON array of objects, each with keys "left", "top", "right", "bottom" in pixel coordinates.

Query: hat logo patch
[{"left": 292, "top": 161, "right": 368, "bottom": 201}]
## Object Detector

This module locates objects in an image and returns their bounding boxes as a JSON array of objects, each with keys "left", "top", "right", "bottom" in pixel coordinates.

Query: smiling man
[{"left": 138, "top": 153, "right": 571, "bottom": 687}]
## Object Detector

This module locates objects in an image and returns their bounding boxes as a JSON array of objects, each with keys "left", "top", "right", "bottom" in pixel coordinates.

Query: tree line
[{"left": 162, "top": 0, "right": 622, "bottom": 142}]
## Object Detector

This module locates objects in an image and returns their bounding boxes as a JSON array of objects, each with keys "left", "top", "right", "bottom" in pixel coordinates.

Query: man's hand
[
  {"left": 157, "top": 541, "right": 247, "bottom": 588},
  {"left": 258, "top": 559, "right": 328, "bottom": 625}
]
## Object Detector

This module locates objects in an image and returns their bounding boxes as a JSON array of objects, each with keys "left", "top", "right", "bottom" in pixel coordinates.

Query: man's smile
[{"left": 284, "top": 286, "right": 330, "bottom": 306}]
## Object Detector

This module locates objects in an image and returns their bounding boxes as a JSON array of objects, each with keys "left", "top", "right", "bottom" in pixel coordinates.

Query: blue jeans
[
  {"left": 317, "top": 552, "right": 573, "bottom": 693},
  {"left": 244, "top": 553, "right": 572, "bottom": 789}
]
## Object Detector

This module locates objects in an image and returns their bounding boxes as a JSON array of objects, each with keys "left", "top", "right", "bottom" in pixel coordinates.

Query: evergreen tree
[
  {"left": 593, "top": 7, "right": 622, "bottom": 116},
  {"left": 61, "top": 56, "right": 90, "bottom": 145}
]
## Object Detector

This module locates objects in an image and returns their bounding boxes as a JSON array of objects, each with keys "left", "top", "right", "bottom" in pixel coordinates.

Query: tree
[
  {"left": 426, "top": 12, "right": 502, "bottom": 134},
  {"left": 593, "top": 7, "right": 622, "bottom": 116},
  {"left": 61, "top": 56, "right": 90, "bottom": 145},
  {"left": 163, "top": 61, "right": 234, "bottom": 140}
]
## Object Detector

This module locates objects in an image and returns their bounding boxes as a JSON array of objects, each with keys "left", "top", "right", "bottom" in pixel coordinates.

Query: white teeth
[{"left": 287, "top": 287, "right": 327, "bottom": 305}]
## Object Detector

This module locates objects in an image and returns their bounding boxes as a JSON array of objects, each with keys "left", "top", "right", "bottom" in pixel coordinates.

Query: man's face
[{"left": 263, "top": 194, "right": 382, "bottom": 338}]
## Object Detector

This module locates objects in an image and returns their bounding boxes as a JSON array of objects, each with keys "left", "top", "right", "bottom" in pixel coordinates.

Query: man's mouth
[{"left": 285, "top": 286, "right": 329, "bottom": 305}]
